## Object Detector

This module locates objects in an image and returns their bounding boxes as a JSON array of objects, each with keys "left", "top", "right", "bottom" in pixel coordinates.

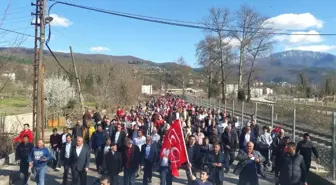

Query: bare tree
[
  {"left": 0, "top": 1, "right": 29, "bottom": 92},
  {"left": 202, "top": 8, "right": 232, "bottom": 102},
  {"left": 175, "top": 56, "right": 192, "bottom": 96},
  {"left": 232, "top": 5, "right": 268, "bottom": 98},
  {"left": 245, "top": 32, "right": 273, "bottom": 101}
]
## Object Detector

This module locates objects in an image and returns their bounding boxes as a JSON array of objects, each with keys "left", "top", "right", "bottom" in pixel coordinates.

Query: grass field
[{"left": 0, "top": 97, "right": 31, "bottom": 116}]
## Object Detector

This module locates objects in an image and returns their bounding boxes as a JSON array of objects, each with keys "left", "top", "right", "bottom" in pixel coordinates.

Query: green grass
[{"left": 0, "top": 97, "right": 31, "bottom": 116}]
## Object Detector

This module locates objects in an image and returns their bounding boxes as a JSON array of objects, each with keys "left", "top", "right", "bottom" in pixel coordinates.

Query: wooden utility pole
[
  {"left": 69, "top": 46, "right": 85, "bottom": 114},
  {"left": 41, "top": 64, "right": 45, "bottom": 141},
  {"left": 32, "top": 0, "right": 46, "bottom": 144}
]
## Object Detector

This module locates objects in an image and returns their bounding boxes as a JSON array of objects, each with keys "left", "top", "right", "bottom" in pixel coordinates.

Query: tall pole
[
  {"left": 232, "top": 100, "right": 235, "bottom": 117},
  {"left": 293, "top": 108, "right": 296, "bottom": 142},
  {"left": 41, "top": 64, "right": 45, "bottom": 141},
  {"left": 271, "top": 105, "right": 274, "bottom": 128},
  {"left": 32, "top": 0, "right": 40, "bottom": 144},
  {"left": 241, "top": 101, "right": 245, "bottom": 127},
  {"left": 70, "top": 46, "right": 85, "bottom": 114},
  {"left": 35, "top": 0, "right": 46, "bottom": 143},
  {"left": 332, "top": 112, "right": 336, "bottom": 180},
  {"left": 255, "top": 102, "right": 258, "bottom": 122}
]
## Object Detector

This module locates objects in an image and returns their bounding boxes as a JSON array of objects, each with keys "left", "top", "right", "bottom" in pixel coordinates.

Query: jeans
[
  {"left": 160, "top": 166, "right": 173, "bottom": 185},
  {"left": 50, "top": 149, "right": 60, "bottom": 169},
  {"left": 33, "top": 166, "right": 46, "bottom": 185},
  {"left": 123, "top": 168, "right": 136, "bottom": 185}
]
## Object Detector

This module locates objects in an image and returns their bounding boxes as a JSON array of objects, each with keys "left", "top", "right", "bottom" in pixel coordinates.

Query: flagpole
[{"left": 177, "top": 118, "right": 193, "bottom": 177}]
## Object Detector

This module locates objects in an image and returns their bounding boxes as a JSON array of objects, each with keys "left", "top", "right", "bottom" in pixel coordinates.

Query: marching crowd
[{"left": 14, "top": 95, "right": 320, "bottom": 185}]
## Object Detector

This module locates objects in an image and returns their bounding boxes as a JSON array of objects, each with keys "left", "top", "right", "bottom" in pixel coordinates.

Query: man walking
[
  {"left": 91, "top": 125, "right": 107, "bottom": 173},
  {"left": 70, "top": 136, "right": 90, "bottom": 185},
  {"left": 122, "top": 138, "right": 141, "bottom": 185},
  {"left": 279, "top": 142, "right": 308, "bottom": 185},
  {"left": 28, "top": 140, "right": 51, "bottom": 185},
  {"left": 140, "top": 136, "right": 158, "bottom": 185},
  {"left": 60, "top": 134, "right": 75, "bottom": 185},
  {"left": 296, "top": 133, "right": 319, "bottom": 172},
  {"left": 16, "top": 135, "right": 34, "bottom": 185},
  {"left": 50, "top": 128, "right": 61, "bottom": 170},
  {"left": 103, "top": 143, "right": 122, "bottom": 185}
]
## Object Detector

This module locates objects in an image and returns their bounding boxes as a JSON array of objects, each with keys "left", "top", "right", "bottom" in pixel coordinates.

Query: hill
[{"left": 1, "top": 47, "right": 335, "bottom": 84}]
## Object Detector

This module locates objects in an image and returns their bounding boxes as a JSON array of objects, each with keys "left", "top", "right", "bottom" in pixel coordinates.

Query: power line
[
  {"left": 0, "top": 27, "right": 34, "bottom": 37},
  {"left": 49, "top": 0, "right": 336, "bottom": 36}
]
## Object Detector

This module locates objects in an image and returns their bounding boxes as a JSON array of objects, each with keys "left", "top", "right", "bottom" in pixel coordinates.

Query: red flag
[{"left": 160, "top": 120, "right": 188, "bottom": 177}]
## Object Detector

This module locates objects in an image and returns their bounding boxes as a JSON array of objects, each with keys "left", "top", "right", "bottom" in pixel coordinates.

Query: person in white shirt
[
  {"left": 133, "top": 130, "right": 146, "bottom": 152},
  {"left": 61, "top": 134, "right": 73, "bottom": 185},
  {"left": 151, "top": 127, "right": 161, "bottom": 143}
]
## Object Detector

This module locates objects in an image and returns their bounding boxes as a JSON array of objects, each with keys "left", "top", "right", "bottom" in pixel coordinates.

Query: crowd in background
[{"left": 13, "top": 95, "right": 320, "bottom": 185}]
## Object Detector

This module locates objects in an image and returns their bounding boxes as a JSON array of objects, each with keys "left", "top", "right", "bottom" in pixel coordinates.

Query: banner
[{"left": 160, "top": 119, "right": 188, "bottom": 177}]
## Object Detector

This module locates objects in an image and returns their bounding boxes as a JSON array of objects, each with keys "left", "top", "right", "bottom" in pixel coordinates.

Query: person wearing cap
[
  {"left": 103, "top": 142, "right": 122, "bottom": 185},
  {"left": 14, "top": 123, "right": 33, "bottom": 143},
  {"left": 122, "top": 138, "right": 141, "bottom": 185},
  {"left": 296, "top": 133, "right": 319, "bottom": 172}
]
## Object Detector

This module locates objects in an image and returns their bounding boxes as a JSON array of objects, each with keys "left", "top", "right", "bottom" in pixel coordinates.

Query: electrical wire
[
  {"left": 49, "top": 0, "right": 336, "bottom": 36},
  {"left": 0, "top": 27, "right": 34, "bottom": 37},
  {"left": 45, "top": 6, "right": 74, "bottom": 77}
]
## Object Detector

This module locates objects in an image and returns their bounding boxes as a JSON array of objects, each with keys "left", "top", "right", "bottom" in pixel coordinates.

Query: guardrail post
[
  {"left": 233, "top": 100, "right": 235, "bottom": 117},
  {"left": 293, "top": 108, "right": 296, "bottom": 142},
  {"left": 241, "top": 101, "right": 245, "bottom": 127},
  {"left": 224, "top": 99, "right": 227, "bottom": 112},
  {"left": 332, "top": 112, "right": 336, "bottom": 180},
  {"left": 271, "top": 105, "right": 274, "bottom": 128},
  {"left": 255, "top": 102, "right": 258, "bottom": 122}
]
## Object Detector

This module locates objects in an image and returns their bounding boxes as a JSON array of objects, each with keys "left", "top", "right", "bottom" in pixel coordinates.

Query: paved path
[{"left": 2, "top": 156, "right": 274, "bottom": 185}]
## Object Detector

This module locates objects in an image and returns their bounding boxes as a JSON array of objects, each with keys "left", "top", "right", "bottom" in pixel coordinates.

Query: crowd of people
[{"left": 13, "top": 95, "right": 320, "bottom": 185}]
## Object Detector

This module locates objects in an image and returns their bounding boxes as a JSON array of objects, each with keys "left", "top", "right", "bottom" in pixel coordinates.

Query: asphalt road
[{"left": 6, "top": 157, "right": 274, "bottom": 185}]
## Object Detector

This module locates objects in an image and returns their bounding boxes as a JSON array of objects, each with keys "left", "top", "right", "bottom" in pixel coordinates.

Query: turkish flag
[{"left": 160, "top": 119, "right": 188, "bottom": 177}]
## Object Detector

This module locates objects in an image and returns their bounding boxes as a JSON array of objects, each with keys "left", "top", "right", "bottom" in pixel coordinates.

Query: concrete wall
[{"left": 0, "top": 113, "right": 32, "bottom": 133}]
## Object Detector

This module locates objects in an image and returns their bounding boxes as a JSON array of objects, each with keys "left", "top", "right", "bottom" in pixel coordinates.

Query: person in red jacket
[{"left": 13, "top": 124, "right": 34, "bottom": 143}]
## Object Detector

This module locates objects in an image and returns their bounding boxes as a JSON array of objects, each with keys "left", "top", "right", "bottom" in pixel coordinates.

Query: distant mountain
[
  {"left": 257, "top": 50, "right": 336, "bottom": 83},
  {"left": 1, "top": 47, "right": 335, "bottom": 84}
]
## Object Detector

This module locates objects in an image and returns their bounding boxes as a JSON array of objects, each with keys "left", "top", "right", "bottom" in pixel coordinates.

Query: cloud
[
  {"left": 273, "top": 30, "right": 322, "bottom": 44},
  {"left": 55, "top": 49, "right": 68, "bottom": 53},
  {"left": 89, "top": 47, "right": 111, "bottom": 52},
  {"left": 265, "top": 13, "right": 323, "bottom": 30},
  {"left": 49, "top": 14, "right": 73, "bottom": 27},
  {"left": 285, "top": 45, "right": 336, "bottom": 52},
  {"left": 223, "top": 37, "right": 240, "bottom": 48}
]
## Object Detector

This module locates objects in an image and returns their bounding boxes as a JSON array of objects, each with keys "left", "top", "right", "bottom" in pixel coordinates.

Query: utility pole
[
  {"left": 70, "top": 46, "right": 85, "bottom": 114},
  {"left": 31, "top": 0, "right": 39, "bottom": 143},
  {"left": 32, "top": 0, "right": 46, "bottom": 143}
]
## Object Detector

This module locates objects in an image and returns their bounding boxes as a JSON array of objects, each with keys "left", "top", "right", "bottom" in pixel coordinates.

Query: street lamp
[{"left": 45, "top": 16, "right": 53, "bottom": 24}]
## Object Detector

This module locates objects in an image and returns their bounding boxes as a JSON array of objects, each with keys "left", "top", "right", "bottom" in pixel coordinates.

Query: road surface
[{"left": 4, "top": 155, "right": 274, "bottom": 185}]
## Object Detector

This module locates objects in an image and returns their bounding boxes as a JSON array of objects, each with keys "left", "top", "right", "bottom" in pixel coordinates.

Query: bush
[{"left": 0, "top": 134, "right": 14, "bottom": 159}]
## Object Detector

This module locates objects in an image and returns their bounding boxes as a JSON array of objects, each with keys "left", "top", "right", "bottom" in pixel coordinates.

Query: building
[
  {"left": 1, "top": 72, "right": 16, "bottom": 81},
  {"left": 141, "top": 85, "right": 152, "bottom": 95}
]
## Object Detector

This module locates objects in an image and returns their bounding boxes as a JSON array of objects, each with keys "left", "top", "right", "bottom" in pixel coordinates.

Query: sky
[{"left": 0, "top": 0, "right": 336, "bottom": 66}]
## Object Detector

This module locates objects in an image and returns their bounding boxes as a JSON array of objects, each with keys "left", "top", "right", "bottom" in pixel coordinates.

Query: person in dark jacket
[
  {"left": 60, "top": 134, "right": 75, "bottom": 185},
  {"left": 92, "top": 110, "right": 102, "bottom": 124},
  {"left": 207, "top": 143, "right": 227, "bottom": 185},
  {"left": 103, "top": 143, "right": 122, "bottom": 185},
  {"left": 186, "top": 135, "right": 202, "bottom": 185},
  {"left": 103, "top": 119, "right": 114, "bottom": 139},
  {"left": 70, "top": 136, "right": 90, "bottom": 185},
  {"left": 140, "top": 136, "right": 158, "bottom": 185},
  {"left": 50, "top": 128, "right": 61, "bottom": 170},
  {"left": 122, "top": 138, "right": 141, "bottom": 185},
  {"left": 15, "top": 135, "right": 34, "bottom": 185},
  {"left": 221, "top": 125, "right": 238, "bottom": 172},
  {"left": 296, "top": 133, "right": 319, "bottom": 172},
  {"left": 72, "top": 120, "right": 83, "bottom": 139},
  {"left": 279, "top": 142, "right": 308, "bottom": 185},
  {"left": 189, "top": 168, "right": 213, "bottom": 185},
  {"left": 111, "top": 124, "right": 127, "bottom": 150},
  {"left": 91, "top": 125, "right": 107, "bottom": 173},
  {"left": 234, "top": 142, "right": 265, "bottom": 185}
]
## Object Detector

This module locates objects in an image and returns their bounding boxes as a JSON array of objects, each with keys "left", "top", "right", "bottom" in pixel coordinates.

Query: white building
[
  {"left": 1, "top": 72, "right": 15, "bottom": 81},
  {"left": 141, "top": 85, "right": 152, "bottom": 95}
]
